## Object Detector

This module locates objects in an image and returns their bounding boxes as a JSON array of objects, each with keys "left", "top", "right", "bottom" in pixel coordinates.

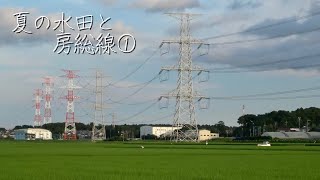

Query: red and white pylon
[
  {"left": 43, "top": 77, "right": 54, "bottom": 124},
  {"left": 61, "top": 70, "right": 81, "bottom": 140},
  {"left": 33, "top": 89, "right": 43, "bottom": 127}
]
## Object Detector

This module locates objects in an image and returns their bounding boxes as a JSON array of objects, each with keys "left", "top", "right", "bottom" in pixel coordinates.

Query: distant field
[{"left": 0, "top": 141, "right": 319, "bottom": 180}]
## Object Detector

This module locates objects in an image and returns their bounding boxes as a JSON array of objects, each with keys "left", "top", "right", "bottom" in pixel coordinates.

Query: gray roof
[{"left": 262, "top": 132, "right": 320, "bottom": 139}]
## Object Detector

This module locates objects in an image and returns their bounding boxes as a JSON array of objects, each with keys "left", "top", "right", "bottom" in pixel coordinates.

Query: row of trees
[{"left": 236, "top": 107, "right": 320, "bottom": 137}]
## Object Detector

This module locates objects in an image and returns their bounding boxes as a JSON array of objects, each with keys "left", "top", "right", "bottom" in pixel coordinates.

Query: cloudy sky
[{"left": 0, "top": 0, "right": 320, "bottom": 128}]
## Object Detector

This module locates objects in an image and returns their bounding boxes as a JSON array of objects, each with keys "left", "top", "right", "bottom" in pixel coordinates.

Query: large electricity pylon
[
  {"left": 92, "top": 70, "right": 106, "bottom": 141},
  {"left": 61, "top": 70, "right": 81, "bottom": 140},
  {"left": 43, "top": 77, "right": 54, "bottom": 124},
  {"left": 33, "top": 89, "right": 43, "bottom": 127},
  {"left": 160, "top": 13, "right": 209, "bottom": 142}
]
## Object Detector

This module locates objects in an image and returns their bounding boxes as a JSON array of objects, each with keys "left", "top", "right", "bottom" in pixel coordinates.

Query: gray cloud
[
  {"left": 130, "top": 0, "right": 200, "bottom": 13},
  {"left": 200, "top": 29, "right": 320, "bottom": 74},
  {"left": 242, "top": 1, "right": 320, "bottom": 38},
  {"left": 228, "top": 0, "right": 262, "bottom": 10},
  {"left": 187, "top": 0, "right": 320, "bottom": 75},
  {"left": 95, "top": 0, "right": 118, "bottom": 6}
]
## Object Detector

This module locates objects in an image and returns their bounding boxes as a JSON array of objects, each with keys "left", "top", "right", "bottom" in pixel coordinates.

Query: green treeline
[
  {"left": 10, "top": 107, "right": 320, "bottom": 139},
  {"left": 237, "top": 107, "right": 320, "bottom": 137}
]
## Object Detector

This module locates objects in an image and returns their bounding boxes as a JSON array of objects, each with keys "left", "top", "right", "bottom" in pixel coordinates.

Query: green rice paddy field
[{"left": 0, "top": 141, "right": 319, "bottom": 180}]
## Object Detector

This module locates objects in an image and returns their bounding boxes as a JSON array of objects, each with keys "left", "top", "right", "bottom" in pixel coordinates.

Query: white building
[
  {"left": 14, "top": 128, "right": 52, "bottom": 140},
  {"left": 140, "top": 126, "right": 182, "bottom": 138},
  {"left": 198, "top": 129, "right": 219, "bottom": 141}
]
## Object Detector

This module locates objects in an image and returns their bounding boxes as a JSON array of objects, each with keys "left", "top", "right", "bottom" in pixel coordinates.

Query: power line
[
  {"left": 108, "top": 48, "right": 160, "bottom": 86},
  {"left": 127, "top": 113, "right": 174, "bottom": 124},
  {"left": 209, "top": 53, "right": 320, "bottom": 71},
  {"left": 212, "top": 94, "right": 320, "bottom": 101},
  {"left": 107, "top": 98, "right": 158, "bottom": 106},
  {"left": 75, "top": 100, "right": 95, "bottom": 120},
  {"left": 110, "top": 88, "right": 175, "bottom": 108},
  {"left": 108, "top": 73, "right": 160, "bottom": 104},
  {"left": 202, "top": 9, "right": 320, "bottom": 40},
  {"left": 115, "top": 101, "right": 159, "bottom": 123},
  {"left": 207, "top": 26, "right": 320, "bottom": 46},
  {"left": 109, "top": 73, "right": 160, "bottom": 88},
  {"left": 211, "top": 86, "right": 320, "bottom": 99},
  {"left": 212, "top": 61, "right": 320, "bottom": 73}
]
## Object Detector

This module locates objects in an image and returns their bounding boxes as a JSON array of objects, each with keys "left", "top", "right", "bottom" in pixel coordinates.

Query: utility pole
[
  {"left": 61, "top": 70, "right": 81, "bottom": 140},
  {"left": 159, "top": 13, "right": 209, "bottom": 142},
  {"left": 33, "top": 89, "right": 42, "bottom": 127},
  {"left": 252, "top": 126, "right": 255, "bottom": 137},
  {"left": 242, "top": 105, "right": 245, "bottom": 137},
  {"left": 110, "top": 112, "right": 115, "bottom": 139},
  {"left": 92, "top": 70, "right": 106, "bottom": 141},
  {"left": 306, "top": 120, "right": 311, "bottom": 132},
  {"left": 43, "top": 77, "right": 54, "bottom": 124},
  {"left": 242, "top": 105, "right": 245, "bottom": 116},
  {"left": 252, "top": 122, "right": 255, "bottom": 137},
  {"left": 298, "top": 117, "right": 301, "bottom": 130}
]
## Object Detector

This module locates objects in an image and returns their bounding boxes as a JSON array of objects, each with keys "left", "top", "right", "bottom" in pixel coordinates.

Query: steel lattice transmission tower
[
  {"left": 160, "top": 13, "right": 209, "bottom": 142},
  {"left": 92, "top": 70, "right": 106, "bottom": 141},
  {"left": 43, "top": 77, "right": 54, "bottom": 124},
  {"left": 33, "top": 89, "right": 43, "bottom": 127},
  {"left": 61, "top": 70, "right": 81, "bottom": 140}
]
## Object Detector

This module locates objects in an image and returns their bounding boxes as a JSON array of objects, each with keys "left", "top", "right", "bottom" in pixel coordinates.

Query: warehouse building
[
  {"left": 261, "top": 132, "right": 320, "bottom": 139},
  {"left": 198, "top": 129, "right": 219, "bottom": 141},
  {"left": 14, "top": 128, "right": 53, "bottom": 140},
  {"left": 140, "top": 126, "right": 182, "bottom": 138}
]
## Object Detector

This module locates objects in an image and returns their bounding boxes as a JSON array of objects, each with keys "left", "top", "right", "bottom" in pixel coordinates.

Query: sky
[{"left": 0, "top": 0, "right": 320, "bottom": 128}]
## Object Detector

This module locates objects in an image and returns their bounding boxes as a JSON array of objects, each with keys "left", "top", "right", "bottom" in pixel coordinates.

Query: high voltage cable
[
  {"left": 207, "top": 26, "right": 320, "bottom": 46},
  {"left": 202, "top": 9, "right": 320, "bottom": 40},
  {"left": 108, "top": 47, "right": 160, "bottom": 86},
  {"left": 108, "top": 73, "right": 204, "bottom": 107},
  {"left": 107, "top": 98, "right": 158, "bottom": 105},
  {"left": 208, "top": 53, "right": 320, "bottom": 71},
  {"left": 210, "top": 86, "right": 320, "bottom": 99},
  {"left": 108, "top": 73, "right": 160, "bottom": 104},
  {"left": 212, "top": 94, "right": 320, "bottom": 101},
  {"left": 108, "top": 73, "right": 160, "bottom": 88},
  {"left": 108, "top": 88, "right": 177, "bottom": 106},
  {"left": 115, "top": 101, "right": 159, "bottom": 123},
  {"left": 73, "top": 72, "right": 161, "bottom": 107},
  {"left": 212, "top": 61, "right": 320, "bottom": 73},
  {"left": 105, "top": 66, "right": 161, "bottom": 89},
  {"left": 126, "top": 113, "right": 174, "bottom": 124},
  {"left": 75, "top": 100, "right": 95, "bottom": 119}
]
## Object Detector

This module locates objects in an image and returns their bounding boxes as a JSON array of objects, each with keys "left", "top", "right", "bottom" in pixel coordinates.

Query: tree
[
  {"left": 13, "top": 125, "right": 33, "bottom": 130},
  {"left": 214, "top": 121, "right": 227, "bottom": 137}
]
